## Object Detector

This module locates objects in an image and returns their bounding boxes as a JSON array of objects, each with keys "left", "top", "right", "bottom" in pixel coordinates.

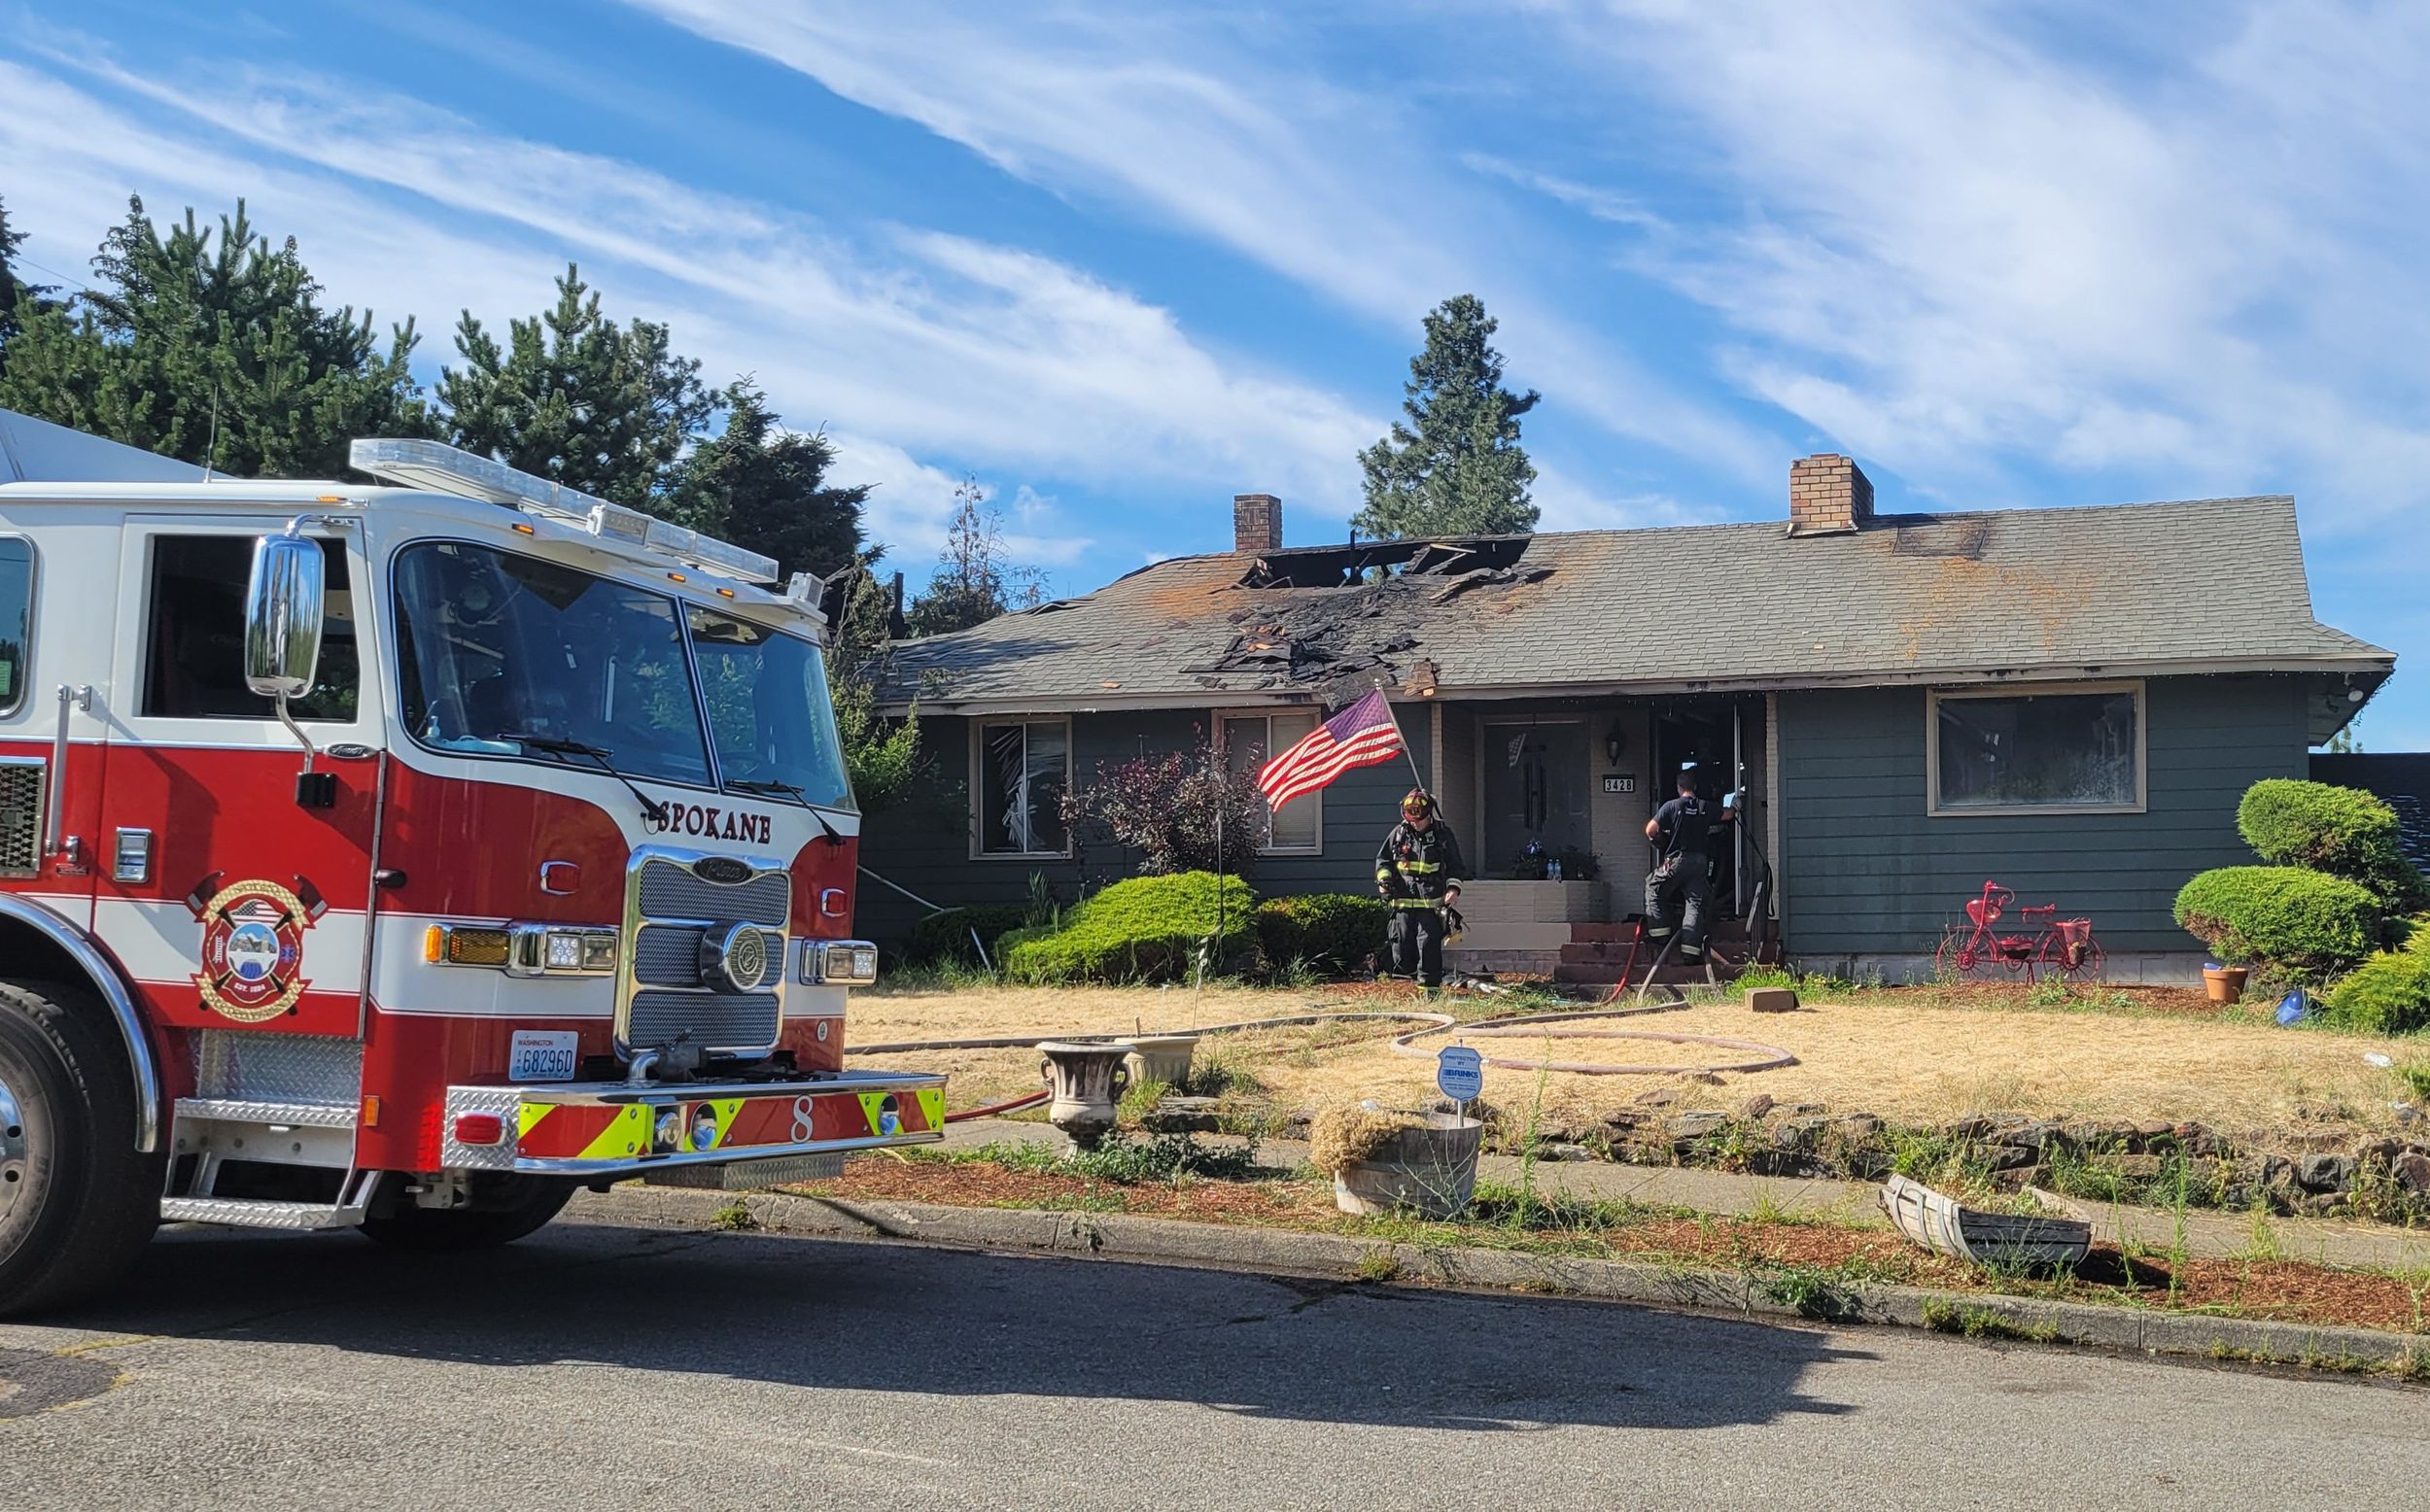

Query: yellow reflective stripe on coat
[
  {"left": 1390, "top": 898, "right": 1444, "bottom": 910},
  {"left": 1396, "top": 859, "right": 1443, "bottom": 873}
]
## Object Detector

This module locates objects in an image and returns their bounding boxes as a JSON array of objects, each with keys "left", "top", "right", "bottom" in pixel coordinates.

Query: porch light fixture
[{"left": 1605, "top": 721, "right": 1626, "bottom": 766}]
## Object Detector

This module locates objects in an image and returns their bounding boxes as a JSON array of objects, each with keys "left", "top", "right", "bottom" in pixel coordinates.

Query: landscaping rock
[
  {"left": 1633, "top": 1089, "right": 1680, "bottom": 1110},
  {"left": 1834, "top": 1113, "right": 1885, "bottom": 1139},
  {"left": 1141, "top": 1096, "right": 1223, "bottom": 1133},
  {"left": 1665, "top": 1112, "right": 1728, "bottom": 1142},
  {"left": 1772, "top": 1117, "right": 1831, "bottom": 1153},
  {"left": 1745, "top": 987, "right": 1798, "bottom": 1014},
  {"left": 1533, "top": 1142, "right": 1598, "bottom": 1163},
  {"left": 2129, "top": 1119, "right": 2176, "bottom": 1151},
  {"left": 2392, "top": 1151, "right": 2430, "bottom": 1197},
  {"left": 2296, "top": 1153, "right": 2355, "bottom": 1193},
  {"left": 1984, "top": 1145, "right": 2039, "bottom": 1172},
  {"left": 1737, "top": 1093, "right": 1777, "bottom": 1122}
]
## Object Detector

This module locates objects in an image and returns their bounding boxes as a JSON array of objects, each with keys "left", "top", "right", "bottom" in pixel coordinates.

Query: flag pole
[{"left": 1373, "top": 677, "right": 1432, "bottom": 797}]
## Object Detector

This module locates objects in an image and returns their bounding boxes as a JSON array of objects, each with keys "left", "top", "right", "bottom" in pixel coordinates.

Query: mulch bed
[{"left": 791, "top": 1157, "right": 2427, "bottom": 1334}]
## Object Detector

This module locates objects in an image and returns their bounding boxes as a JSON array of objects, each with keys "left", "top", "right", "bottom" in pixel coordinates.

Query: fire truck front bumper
[{"left": 438, "top": 1070, "right": 948, "bottom": 1178}]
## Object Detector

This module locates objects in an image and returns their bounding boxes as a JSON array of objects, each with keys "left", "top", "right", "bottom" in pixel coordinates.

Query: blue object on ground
[{"left": 2275, "top": 990, "right": 2312, "bottom": 1026}]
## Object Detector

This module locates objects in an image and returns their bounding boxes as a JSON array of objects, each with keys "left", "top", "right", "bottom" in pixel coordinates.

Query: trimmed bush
[
  {"left": 903, "top": 905, "right": 1035, "bottom": 968},
  {"left": 2172, "top": 866, "right": 2378, "bottom": 979},
  {"left": 2323, "top": 930, "right": 2430, "bottom": 1036},
  {"left": 2238, "top": 779, "right": 2428, "bottom": 914},
  {"left": 1256, "top": 894, "right": 1389, "bottom": 975},
  {"left": 1002, "top": 872, "right": 1258, "bottom": 984}
]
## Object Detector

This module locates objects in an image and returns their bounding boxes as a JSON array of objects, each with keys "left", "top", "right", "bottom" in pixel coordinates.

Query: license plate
[{"left": 507, "top": 1030, "right": 579, "bottom": 1082}]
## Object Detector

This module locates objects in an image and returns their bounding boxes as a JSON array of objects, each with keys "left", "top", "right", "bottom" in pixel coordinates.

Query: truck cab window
[
  {"left": 0, "top": 538, "right": 29, "bottom": 716},
  {"left": 142, "top": 535, "right": 358, "bottom": 721}
]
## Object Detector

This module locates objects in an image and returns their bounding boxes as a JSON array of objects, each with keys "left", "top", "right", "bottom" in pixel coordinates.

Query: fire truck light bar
[{"left": 350, "top": 438, "right": 781, "bottom": 586}]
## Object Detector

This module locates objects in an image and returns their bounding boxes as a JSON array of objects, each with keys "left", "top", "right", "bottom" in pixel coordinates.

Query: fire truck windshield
[
  {"left": 688, "top": 607, "right": 853, "bottom": 812},
  {"left": 394, "top": 541, "right": 713, "bottom": 789}
]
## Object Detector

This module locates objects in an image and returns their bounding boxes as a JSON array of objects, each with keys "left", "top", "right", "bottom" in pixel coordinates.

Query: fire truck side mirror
[{"left": 244, "top": 534, "right": 326, "bottom": 701}]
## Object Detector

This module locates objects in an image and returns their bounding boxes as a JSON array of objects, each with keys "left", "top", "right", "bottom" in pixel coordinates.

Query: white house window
[
  {"left": 1928, "top": 681, "right": 2145, "bottom": 815},
  {"left": 1221, "top": 709, "right": 1321, "bottom": 853},
  {"left": 975, "top": 718, "right": 1071, "bottom": 856}
]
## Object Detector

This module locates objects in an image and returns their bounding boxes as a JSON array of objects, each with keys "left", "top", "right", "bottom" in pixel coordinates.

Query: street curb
[{"left": 581, "top": 1187, "right": 2426, "bottom": 1378}]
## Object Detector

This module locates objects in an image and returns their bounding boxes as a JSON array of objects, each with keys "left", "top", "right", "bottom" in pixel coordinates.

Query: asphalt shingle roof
[{"left": 881, "top": 496, "right": 2392, "bottom": 710}]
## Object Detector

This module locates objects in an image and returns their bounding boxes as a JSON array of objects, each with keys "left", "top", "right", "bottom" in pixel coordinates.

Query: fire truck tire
[
  {"left": 356, "top": 1177, "right": 576, "bottom": 1250},
  {"left": 0, "top": 979, "right": 167, "bottom": 1319}
]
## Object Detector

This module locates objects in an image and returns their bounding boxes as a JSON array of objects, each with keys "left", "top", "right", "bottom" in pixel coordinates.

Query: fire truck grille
[
  {"left": 625, "top": 989, "right": 781, "bottom": 1053},
  {"left": 637, "top": 863, "right": 788, "bottom": 926},
  {"left": 618, "top": 849, "right": 792, "bottom": 1056},
  {"left": 0, "top": 760, "right": 43, "bottom": 877}
]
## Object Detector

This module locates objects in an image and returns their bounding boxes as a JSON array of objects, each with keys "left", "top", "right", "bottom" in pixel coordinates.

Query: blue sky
[{"left": 4, "top": 1, "right": 2423, "bottom": 744}]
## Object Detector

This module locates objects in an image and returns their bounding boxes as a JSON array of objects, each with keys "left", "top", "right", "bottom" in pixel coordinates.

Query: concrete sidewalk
[{"left": 939, "top": 1117, "right": 2430, "bottom": 1274}]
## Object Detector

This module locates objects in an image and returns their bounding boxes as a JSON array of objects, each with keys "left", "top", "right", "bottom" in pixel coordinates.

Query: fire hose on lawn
[{"left": 845, "top": 1004, "right": 1797, "bottom": 1122}]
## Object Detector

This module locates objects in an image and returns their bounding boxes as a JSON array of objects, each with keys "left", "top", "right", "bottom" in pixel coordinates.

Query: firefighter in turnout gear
[
  {"left": 1376, "top": 789, "right": 1468, "bottom": 995},
  {"left": 1644, "top": 765, "right": 1734, "bottom": 959}
]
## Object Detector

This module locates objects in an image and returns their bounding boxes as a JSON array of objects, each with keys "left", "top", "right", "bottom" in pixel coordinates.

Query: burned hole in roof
[
  {"left": 1889, "top": 517, "right": 1993, "bottom": 560},
  {"left": 1235, "top": 534, "right": 1536, "bottom": 590}
]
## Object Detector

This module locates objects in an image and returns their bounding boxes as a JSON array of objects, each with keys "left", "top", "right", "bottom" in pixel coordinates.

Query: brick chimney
[
  {"left": 1232, "top": 492, "right": 1282, "bottom": 554},
  {"left": 1787, "top": 454, "right": 1873, "bottom": 535}
]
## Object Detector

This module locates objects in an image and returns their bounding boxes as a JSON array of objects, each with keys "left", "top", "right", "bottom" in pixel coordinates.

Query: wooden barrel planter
[{"left": 1328, "top": 1113, "right": 1484, "bottom": 1220}]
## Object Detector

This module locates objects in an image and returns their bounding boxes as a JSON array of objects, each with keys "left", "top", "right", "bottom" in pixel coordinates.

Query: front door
[{"left": 1481, "top": 721, "right": 1591, "bottom": 876}]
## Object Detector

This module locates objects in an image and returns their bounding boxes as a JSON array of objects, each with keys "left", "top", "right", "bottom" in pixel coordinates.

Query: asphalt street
[{"left": 3, "top": 1214, "right": 2424, "bottom": 1511}]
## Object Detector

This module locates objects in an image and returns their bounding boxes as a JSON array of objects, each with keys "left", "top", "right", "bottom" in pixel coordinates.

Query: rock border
[{"left": 588, "top": 1187, "right": 2427, "bottom": 1379}]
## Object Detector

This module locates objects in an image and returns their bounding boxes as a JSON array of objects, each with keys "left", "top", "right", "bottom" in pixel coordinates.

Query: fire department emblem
[{"left": 185, "top": 873, "right": 327, "bottom": 1024}]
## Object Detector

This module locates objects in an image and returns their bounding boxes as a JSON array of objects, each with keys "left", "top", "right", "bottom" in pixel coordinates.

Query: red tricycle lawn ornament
[{"left": 1935, "top": 880, "right": 2104, "bottom": 983}]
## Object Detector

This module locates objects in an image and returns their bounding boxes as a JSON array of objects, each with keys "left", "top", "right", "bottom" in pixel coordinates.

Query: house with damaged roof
[{"left": 859, "top": 455, "right": 2394, "bottom": 983}]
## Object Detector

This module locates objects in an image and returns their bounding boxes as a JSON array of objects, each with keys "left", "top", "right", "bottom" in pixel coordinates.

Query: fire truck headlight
[
  {"left": 812, "top": 940, "right": 880, "bottom": 985},
  {"left": 689, "top": 1104, "right": 719, "bottom": 1151},
  {"left": 544, "top": 931, "right": 585, "bottom": 970}
]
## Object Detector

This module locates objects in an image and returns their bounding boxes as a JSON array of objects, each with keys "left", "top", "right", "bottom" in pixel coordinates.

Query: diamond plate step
[
  {"left": 158, "top": 1195, "right": 368, "bottom": 1231},
  {"left": 174, "top": 1098, "right": 358, "bottom": 1129}
]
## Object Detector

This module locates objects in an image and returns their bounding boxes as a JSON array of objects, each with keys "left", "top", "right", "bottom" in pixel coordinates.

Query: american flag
[{"left": 1257, "top": 688, "right": 1405, "bottom": 811}]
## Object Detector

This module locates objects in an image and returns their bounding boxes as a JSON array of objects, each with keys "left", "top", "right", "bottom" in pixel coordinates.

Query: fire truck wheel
[
  {"left": 356, "top": 1176, "right": 576, "bottom": 1250},
  {"left": 0, "top": 979, "right": 167, "bottom": 1319}
]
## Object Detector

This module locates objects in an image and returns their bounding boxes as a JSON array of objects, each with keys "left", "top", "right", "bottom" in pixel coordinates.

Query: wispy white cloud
[
  {"left": 6, "top": 42, "right": 1379, "bottom": 550},
  {"left": 617, "top": 0, "right": 1785, "bottom": 486}
]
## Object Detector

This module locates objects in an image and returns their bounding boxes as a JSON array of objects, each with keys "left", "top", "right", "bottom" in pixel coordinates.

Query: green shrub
[
  {"left": 2323, "top": 932, "right": 2430, "bottom": 1035},
  {"left": 2173, "top": 866, "right": 2378, "bottom": 979},
  {"left": 1255, "top": 894, "right": 1389, "bottom": 976},
  {"left": 2238, "top": 779, "right": 2428, "bottom": 914},
  {"left": 1002, "top": 872, "right": 1258, "bottom": 983},
  {"left": 903, "top": 905, "right": 1035, "bottom": 968}
]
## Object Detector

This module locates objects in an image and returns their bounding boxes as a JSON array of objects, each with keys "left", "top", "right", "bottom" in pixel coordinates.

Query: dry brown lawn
[{"left": 849, "top": 979, "right": 2424, "bottom": 1143}]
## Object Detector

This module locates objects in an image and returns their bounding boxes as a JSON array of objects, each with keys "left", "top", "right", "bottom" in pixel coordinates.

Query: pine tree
[
  {"left": 437, "top": 264, "right": 718, "bottom": 508},
  {"left": 0, "top": 196, "right": 429, "bottom": 474},
  {"left": 0, "top": 193, "right": 55, "bottom": 369},
  {"left": 664, "top": 381, "right": 868, "bottom": 583},
  {"left": 905, "top": 476, "right": 1045, "bottom": 636},
  {"left": 1353, "top": 293, "right": 1541, "bottom": 539}
]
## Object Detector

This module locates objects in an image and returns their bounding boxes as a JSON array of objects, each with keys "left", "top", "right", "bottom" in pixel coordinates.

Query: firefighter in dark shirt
[
  {"left": 1644, "top": 767, "right": 1733, "bottom": 959},
  {"left": 1375, "top": 789, "right": 1467, "bottom": 995}
]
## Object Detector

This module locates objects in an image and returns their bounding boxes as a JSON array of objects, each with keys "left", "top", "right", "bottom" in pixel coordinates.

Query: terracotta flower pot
[
  {"left": 2203, "top": 966, "right": 2249, "bottom": 1005},
  {"left": 1331, "top": 1114, "right": 1483, "bottom": 1220}
]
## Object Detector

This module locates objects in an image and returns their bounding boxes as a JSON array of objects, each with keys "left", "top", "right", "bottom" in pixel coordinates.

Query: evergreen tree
[
  {"left": 665, "top": 381, "right": 867, "bottom": 583},
  {"left": 905, "top": 476, "right": 1045, "bottom": 636},
  {"left": 437, "top": 265, "right": 718, "bottom": 508},
  {"left": 0, "top": 193, "right": 56, "bottom": 370},
  {"left": 1353, "top": 293, "right": 1541, "bottom": 538},
  {"left": 823, "top": 557, "right": 921, "bottom": 811},
  {"left": 0, "top": 196, "right": 429, "bottom": 474}
]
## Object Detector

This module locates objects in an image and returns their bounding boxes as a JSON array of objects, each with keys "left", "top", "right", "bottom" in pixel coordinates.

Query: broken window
[
  {"left": 975, "top": 718, "right": 1070, "bottom": 856},
  {"left": 1929, "top": 683, "right": 2143, "bottom": 814},
  {"left": 1221, "top": 709, "right": 1322, "bottom": 852}
]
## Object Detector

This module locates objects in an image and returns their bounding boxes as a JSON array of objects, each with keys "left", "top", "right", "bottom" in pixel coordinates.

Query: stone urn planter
[
  {"left": 1124, "top": 1034, "right": 1200, "bottom": 1089},
  {"left": 1328, "top": 1112, "right": 1484, "bottom": 1220},
  {"left": 2204, "top": 965, "right": 2249, "bottom": 1005},
  {"left": 1037, "top": 1041, "right": 1135, "bottom": 1151}
]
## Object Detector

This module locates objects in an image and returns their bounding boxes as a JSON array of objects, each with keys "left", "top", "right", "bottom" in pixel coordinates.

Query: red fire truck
[{"left": 0, "top": 411, "right": 944, "bottom": 1315}]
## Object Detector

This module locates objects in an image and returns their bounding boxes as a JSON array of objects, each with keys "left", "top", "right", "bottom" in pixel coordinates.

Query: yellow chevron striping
[{"left": 579, "top": 1104, "right": 649, "bottom": 1160}]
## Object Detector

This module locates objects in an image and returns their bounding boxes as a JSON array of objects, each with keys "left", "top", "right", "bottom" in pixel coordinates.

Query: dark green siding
[
  {"left": 855, "top": 708, "right": 1431, "bottom": 947},
  {"left": 1776, "top": 676, "right": 2308, "bottom": 956}
]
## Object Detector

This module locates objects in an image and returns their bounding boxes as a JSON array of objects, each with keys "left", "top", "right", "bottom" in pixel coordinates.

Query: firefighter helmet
[{"left": 1401, "top": 788, "right": 1435, "bottom": 819}]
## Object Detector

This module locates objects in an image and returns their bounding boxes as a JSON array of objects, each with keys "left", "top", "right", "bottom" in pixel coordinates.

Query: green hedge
[
  {"left": 1256, "top": 894, "right": 1389, "bottom": 975},
  {"left": 2238, "top": 779, "right": 2428, "bottom": 914},
  {"left": 903, "top": 905, "right": 1035, "bottom": 968},
  {"left": 1002, "top": 873, "right": 1258, "bottom": 984},
  {"left": 2172, "top": 866, "right": 2378, "bottom": 979},
  {"left": 2323, "top": 927, "right": 2430, "bottom": 1036}
]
